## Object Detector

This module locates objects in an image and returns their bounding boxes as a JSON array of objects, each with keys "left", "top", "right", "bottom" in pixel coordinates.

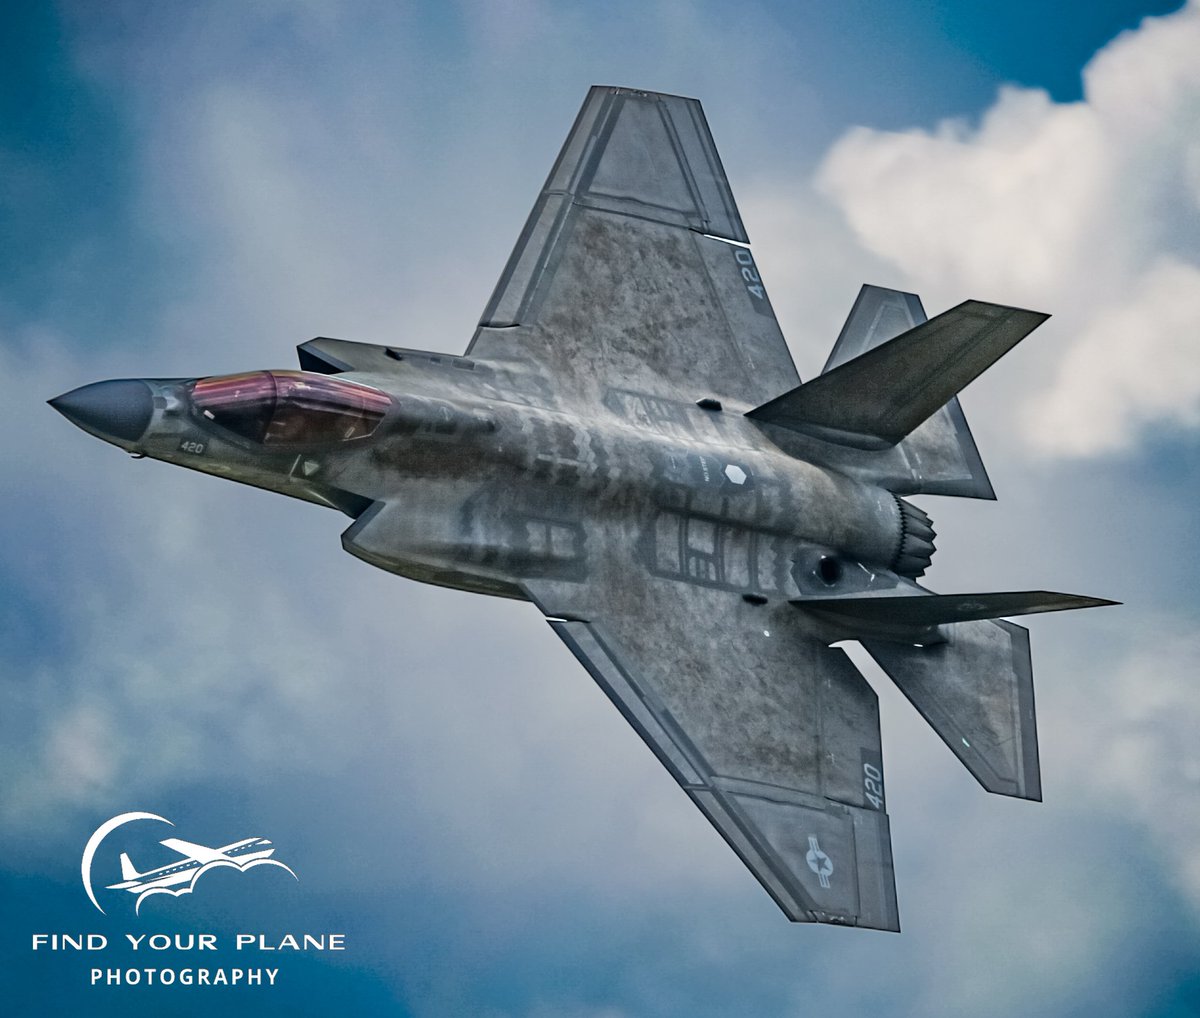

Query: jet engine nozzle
[
  {"left": 49, "top": 379, "right": 154, "bottom": 448},
  {"left": 893, "top": 497, "right": 936, "bottom": 578}
]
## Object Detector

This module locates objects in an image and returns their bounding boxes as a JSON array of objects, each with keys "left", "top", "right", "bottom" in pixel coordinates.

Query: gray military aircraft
[{"left": 52, "top": 86, "right": 1115, "bottom": 931}]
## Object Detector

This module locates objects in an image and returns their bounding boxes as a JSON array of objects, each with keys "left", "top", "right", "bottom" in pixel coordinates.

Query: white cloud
[
  {"left": 1022, "top": 257, "right": 1200, "bottom": 453},
  {"left": 815, "top": 0, "right": 1200, "bottom": 457},
  {"left": 1057, "top": 626, "right": 1200, "bottom": 906}
]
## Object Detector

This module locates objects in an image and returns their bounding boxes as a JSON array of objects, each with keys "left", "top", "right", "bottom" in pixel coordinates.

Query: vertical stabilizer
[
  {"left": 865, "top": 620, "right": 1041, "bottom": 801},
  {"left": 119, "top": 852, "right": 141, "bottom": 882}
]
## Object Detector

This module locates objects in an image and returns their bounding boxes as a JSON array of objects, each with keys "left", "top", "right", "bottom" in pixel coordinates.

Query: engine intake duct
[{"left": 893, "top": 498, "right": 935, "bottom": 578}]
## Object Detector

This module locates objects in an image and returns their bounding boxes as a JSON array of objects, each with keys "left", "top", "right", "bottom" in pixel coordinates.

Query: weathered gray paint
[
  {"left": 50, "top": 86, "right": 1116, "bottom": 932},
  {"left": 866, "top": 620, "right": 1043, "bottom": 801}
]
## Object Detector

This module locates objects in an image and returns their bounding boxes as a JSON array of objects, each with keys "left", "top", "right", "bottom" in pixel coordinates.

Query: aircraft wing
[
  {"left": 467, "top": 86, "right": 800, "bottom": 411},
  {"left": 159, "top": 838, "right": 229, "bottom": 864},
  {"left": 526, "top": 568, "right": 901, "bottom": 931}
]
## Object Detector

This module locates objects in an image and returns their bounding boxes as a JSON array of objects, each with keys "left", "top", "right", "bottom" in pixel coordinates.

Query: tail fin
[
  {"left": 119, "top": 852, "right": 140, "bottom": 882},
  {"left": 794, "top": 590, "right": 1116, "bottom": 799},
  {"left": 747, "top": 285, "right": 1048, "bottom": 498},
  {"left": 864, "top": 620, "right": 1042, "bottom": 800}
]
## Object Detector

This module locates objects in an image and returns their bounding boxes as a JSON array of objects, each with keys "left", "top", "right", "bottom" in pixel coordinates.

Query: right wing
[{"left": 528, "top": 564, "right": 900, "bottom": 931}]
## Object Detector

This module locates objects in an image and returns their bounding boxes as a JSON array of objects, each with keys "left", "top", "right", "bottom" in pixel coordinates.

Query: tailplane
[
  {"left": 747, "top": 285, "right": 1049, "bottom": 498},
  {"left": 866, "top": 620, "right": 1043, "bottom": 800},
  {"left": 794, "top": 590, "right": 1116, "bottom": 800},
  {"left": 798, "top": 590, "right": 1117, "bottom": 629}
]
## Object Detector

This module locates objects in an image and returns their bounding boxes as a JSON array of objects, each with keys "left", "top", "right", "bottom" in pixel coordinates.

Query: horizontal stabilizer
[
  {"left": 797, "top": 591, "right": 1117, "bottom": 629},
  {"left": 748, "top": 300, "right": 1048, "bottom": 448}
]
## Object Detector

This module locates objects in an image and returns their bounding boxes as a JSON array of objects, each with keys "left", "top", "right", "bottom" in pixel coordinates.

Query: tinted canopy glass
[{"left": 191, "top": 371, "right": 391, "bottom": 445}]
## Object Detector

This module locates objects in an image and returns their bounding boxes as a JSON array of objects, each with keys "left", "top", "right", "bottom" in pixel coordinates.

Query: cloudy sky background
[{"left": 3, "top": 1, "right": 1199, "bottom": 1014}]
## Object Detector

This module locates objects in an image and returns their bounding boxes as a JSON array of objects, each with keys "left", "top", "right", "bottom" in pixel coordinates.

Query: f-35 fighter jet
[{"left": 52, "top": 86, "right": 1114, "bottom": 931}]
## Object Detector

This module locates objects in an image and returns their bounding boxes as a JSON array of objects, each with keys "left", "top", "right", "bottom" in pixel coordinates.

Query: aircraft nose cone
[{"left": 49, "top": 379, "right": 154, "bottom": 443}]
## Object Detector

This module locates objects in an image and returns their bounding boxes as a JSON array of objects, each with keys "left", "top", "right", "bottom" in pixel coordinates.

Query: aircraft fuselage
[{"left": 52, "top": 355, "right": 927, "bottom": 619}]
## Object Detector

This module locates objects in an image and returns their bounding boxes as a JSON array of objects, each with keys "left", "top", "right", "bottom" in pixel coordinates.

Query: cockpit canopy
[{"left": 190, "top": 371, "right": 392, "bottom": 446}]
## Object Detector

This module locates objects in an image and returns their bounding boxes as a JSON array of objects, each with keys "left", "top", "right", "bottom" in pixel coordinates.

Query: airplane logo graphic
[
  {"left": 108, "top": 835, "right": 279, "bottom": 892},
  {"left": 82, "top": 812, "right": 298, "bottom": 915}
]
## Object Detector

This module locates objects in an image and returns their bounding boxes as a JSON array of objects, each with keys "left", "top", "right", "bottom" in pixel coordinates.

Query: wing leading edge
[{"left": 528, "top": 576, "right": 900, "bottom": 931}]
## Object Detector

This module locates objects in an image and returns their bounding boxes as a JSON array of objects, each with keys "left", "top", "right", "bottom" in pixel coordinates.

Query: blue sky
[{"left": 3, "top": 2, "right": 1199, "bottom": 1015}]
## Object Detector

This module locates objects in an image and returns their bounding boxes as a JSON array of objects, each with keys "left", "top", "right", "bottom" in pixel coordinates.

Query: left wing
[
  {"left": 467, "top": 86, "right": 799, "bottom": 411},
  {"left": 528, "top": 569, "right": 900, "bottom": 931}
]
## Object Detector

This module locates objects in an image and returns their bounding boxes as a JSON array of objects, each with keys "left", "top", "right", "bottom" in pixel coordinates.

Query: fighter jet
[
  {"left": 106, "top": 837, "right": 276, "bottom": 894},
  {"left": 52, "top": 86, "right": 1115, "bottom": 931}
]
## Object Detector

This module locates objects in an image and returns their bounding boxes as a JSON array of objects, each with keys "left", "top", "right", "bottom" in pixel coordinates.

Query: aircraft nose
[{"left": 49, "top": 379, "right": 155, "bottom": 444}]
